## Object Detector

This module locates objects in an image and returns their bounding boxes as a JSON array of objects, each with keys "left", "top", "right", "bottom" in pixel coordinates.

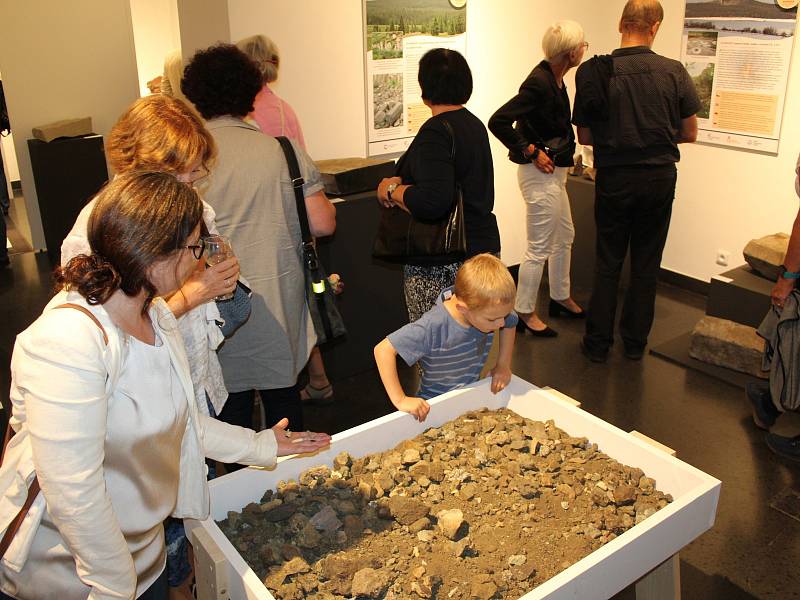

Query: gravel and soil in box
[{"left": 218, "top": 408, "right": 672, "bottom": 599}]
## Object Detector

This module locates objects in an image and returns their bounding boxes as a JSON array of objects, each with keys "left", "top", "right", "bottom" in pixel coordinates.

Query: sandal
[{"left": 300, "top": 382, "right": 334, "bottom": 405}]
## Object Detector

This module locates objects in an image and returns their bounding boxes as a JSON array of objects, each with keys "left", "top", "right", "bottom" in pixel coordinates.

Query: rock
[
  {"left": 409, "top": 517, "right": 431, "bottom": 534},
  {"left": 296, "top": 521, "right": 321, "bottom": 548},
  {"left": 262, "top": 503, "right": 296, "bottom": 522},
  {"left": 227, "top": 511, "right": 240, "bottom": 528},
  {"left": 402, "top": 448, "right": 422, "bottom": 465},
  {"left": 508, "top": 554, "right": 526, "bottom": 566},
  {"left": 351, "top": 568, "right": 388, "bottom": 598},
  {"left": 450, "top": 536, "right": 472, "bottom": 557},
  {"left": 470, "top": 574, "right": 498, "bottom": 600},
  {"left": 744, "top": 233, "right": 788, "bottom": 280},
  {"left": 460, "top": 483, "right": 479, "bottom": 501},
  {"left": 388, "top": 496, "right": 430, "bottom": 525},
  {"left": 310, "top": 505, "right": 342, "bottom": 533},
  {"left": 417, "top": 530, "right": 435, "bottom": 543},
  {"left": 283, "top": 556, "right": 311, "bottom": 577},
  {"left": 689, "top": 316, "right": 767, "bottom": 378},
  {"left": 486, "top": 430, "right": 510, "bottom": 446},
  {"left": 437, "top": 508, "right": 465, "bottom": 540},
  {"left": 612, "top": 485, "right": 636, "bottom": 506}
]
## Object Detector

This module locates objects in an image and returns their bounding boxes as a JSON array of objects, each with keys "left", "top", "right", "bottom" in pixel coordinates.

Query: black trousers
[
  {"left": 584, "top": 164, "right": 677, "bottom": 354},
  {"left": 218, "top": 384, "right": 304, "bottom": 472}
]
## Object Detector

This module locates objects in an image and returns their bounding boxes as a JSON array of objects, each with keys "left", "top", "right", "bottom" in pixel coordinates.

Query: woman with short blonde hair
[
  {"left": 236, "top": 34, "right": 307, "bottom": 149},
  {"left": 489, "top": 21, "right": 588, "bottom": 337}
]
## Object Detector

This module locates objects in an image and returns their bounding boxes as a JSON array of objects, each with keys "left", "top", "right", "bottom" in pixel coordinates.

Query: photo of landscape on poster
[
  {"left": 681, "top": 0, "right": 798, "bottom": 153},
  {"left": 364, "top": 0, "right": 467, "bottom": 156}
]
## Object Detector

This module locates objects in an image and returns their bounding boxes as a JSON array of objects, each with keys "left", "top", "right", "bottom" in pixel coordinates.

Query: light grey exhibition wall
[
  {"left": 177, "top": 0, "right": 230, "bottom": 61},
  {"left": 0, "top": 0, "right": 140, "bottom": 250}
]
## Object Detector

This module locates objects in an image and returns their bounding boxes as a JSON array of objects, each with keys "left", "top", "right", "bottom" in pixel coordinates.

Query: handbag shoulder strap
[
  {"left": 0, "top": 302, "right": 108, "bottom": 560},
  {"left": 275, "top": 136, "right": 313, "bottom": 245},
  {"left": 439, "top": 118, "right": 456, "bottom": 161}
]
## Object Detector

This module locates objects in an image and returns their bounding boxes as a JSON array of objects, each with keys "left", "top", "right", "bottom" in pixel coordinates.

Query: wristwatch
[
  {"left": 781, "top": 264, "right": 800, "bottom": 279},
  {"left": 387, "top": 183, "right": 399, "bottom": 201},
  {"left": 530, "top": 147, "right": 540, "bottom": 161}
]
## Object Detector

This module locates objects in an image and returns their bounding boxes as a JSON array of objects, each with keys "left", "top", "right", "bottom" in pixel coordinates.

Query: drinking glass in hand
[{"left": 204, "top": 234, "right": 235, "bottom": 301}]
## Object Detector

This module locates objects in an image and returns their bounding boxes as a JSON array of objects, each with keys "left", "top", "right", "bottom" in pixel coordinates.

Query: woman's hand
[
  {"left": 272, "top": 418, "right": 332, "bottom": 456},
  {"left": 377, "top": 176, "right": 403, "bottom": 207},
  {"left": 396, "top": 396, "right": 431, "bottom": 422},
  {"left": 528, "top": 144, "right": 555, "bottom": 174},
  {"left": 771, "top": 277, "right": 795, "bottom": 310},
  {"left": 183, "top": 257, "right": 239, "bottom": 306}
]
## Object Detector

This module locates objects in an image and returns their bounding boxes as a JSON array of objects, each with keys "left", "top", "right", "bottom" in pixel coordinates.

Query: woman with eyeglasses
[
  {"left": 0, "top": 172, "right": 331, "bottom": 600},
  {"left": 489, "top": 21, "right": 588, "bottom": 337},
  {"left": 58, "top": 94, "right": 243, "bottom": 593}
]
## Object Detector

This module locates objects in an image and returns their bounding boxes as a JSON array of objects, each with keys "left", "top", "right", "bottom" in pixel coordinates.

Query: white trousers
[{"left": 514, "top": 163, "right": 575, "bottom": 314}]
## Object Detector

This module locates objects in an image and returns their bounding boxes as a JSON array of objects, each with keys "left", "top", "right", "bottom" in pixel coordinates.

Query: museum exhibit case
[{"left": 186, "top": 377, "right": 721, "bottom": 600}]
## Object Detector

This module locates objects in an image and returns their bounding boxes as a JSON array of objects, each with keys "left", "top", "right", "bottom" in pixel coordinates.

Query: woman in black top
[
  {"left": 378, "top": 49, "right": 500, "bottom": 322},
  {"left": 489, "top": 21, "right": 587, "bottom": 337}
]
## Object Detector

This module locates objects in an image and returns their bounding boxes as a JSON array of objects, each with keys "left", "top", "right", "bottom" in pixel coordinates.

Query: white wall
[
  {"left": 229, "top": 1, "right": 799, "bottom": 282},
  {"left": 177, "top": 0, "right": 231, "bottom": 60},
  {"left": 0, "top": 0, "right": 140, "bottom": 249},
  {"left": 129, "top": 0, "right": 181, "bottom": 97}
]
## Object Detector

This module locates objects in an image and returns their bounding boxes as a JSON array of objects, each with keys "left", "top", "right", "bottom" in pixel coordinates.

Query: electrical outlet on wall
[{"left": 716, "top": 249, "right": 730, "bottom": 267}]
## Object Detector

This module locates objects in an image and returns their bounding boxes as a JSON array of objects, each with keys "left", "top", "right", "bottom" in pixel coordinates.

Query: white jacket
[{"left": 0, "top": 291, "right": 278, "bottom": 599}]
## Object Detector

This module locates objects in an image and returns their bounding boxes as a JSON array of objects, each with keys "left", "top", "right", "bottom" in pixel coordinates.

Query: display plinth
[
  {"left": 186, "top": 377, "right": 721, "bottom": 600},
  {"left": 706, "top": 266, "right": 772, "bottom": 329}
]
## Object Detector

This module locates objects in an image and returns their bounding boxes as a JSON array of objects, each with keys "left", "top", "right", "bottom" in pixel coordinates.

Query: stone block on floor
[
  {"left": 743, "top": 233, "right": 789, "bottom": 281},
  {"left": 689, "top": 316, "right": 767, "bottom": 379}
]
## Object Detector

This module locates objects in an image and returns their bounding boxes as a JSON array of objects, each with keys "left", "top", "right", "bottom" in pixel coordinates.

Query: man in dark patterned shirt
[{"left": 573, "top": 0, "right": 700, "bottom": 363}]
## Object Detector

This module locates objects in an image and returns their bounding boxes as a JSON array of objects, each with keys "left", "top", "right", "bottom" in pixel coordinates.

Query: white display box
[{"left": 186, "top": 377, "right": 721, "bottom": 600}]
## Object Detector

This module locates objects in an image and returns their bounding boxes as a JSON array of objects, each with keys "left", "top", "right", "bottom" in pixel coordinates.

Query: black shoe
[
  {"left": 548, "top": 299, "right": 585, "bottom": 319},
  {"left": 516, "top": 320, "right": 558, "bottom": 337},
  {"left": 765, "top": 432, "right": 800, "bottom": 462},
  {"left": 580, "top": 340, "right": 607, "bottom": 363},
  {"left": 746, "top": 381, "right": 779, "bottom": 430},
  {"left": 623, "top": 345, "right": 645, "bottom": 360}
]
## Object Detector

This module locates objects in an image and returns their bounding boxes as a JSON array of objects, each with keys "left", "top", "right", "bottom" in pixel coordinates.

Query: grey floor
[{"left": 1, "top": 246, "right": 799, "bottom": 599}]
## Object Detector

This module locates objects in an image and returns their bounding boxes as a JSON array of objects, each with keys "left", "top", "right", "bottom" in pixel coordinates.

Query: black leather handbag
[
  {"left": 372, "top": 119, "right": 467, "bottom": 266},
  {"left": 276, "top": 136, "right": 346, "bottom": 344}
]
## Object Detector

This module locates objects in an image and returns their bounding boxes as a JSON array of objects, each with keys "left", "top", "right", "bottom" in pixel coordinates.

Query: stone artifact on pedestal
[
  {"left": 689, "top": 316, "right": 767, "bottom": 378},
  {"left": 743, "top": 233, "right": 789, "bottom": 281}
]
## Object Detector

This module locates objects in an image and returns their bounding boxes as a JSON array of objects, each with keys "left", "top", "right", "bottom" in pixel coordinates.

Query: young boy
[{"left": 374, "top": 254, "right": 518, "bottom": 422}]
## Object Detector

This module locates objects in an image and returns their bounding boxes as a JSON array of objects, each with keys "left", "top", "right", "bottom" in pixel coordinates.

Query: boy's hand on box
[
  {"left": 490, "top": 365, "right": 512, "bottom": 394},
  {"left": 397, "top": 396, "right": 431, "bottom": 422}
]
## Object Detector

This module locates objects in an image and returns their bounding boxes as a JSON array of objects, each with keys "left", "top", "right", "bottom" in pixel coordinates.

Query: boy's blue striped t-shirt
[{"left": 387, "top": 288, "right": 518, "bottom": 400}]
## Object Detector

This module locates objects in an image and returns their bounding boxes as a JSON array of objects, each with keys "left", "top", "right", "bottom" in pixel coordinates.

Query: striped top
[{"left": 388, "top": 288, "right": 518, "bottom": 400}]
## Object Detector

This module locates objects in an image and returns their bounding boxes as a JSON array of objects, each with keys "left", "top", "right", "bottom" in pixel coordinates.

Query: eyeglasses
[
  {"left": 186, "top": 238, "right": 206, "bottom": 260},
  {"left": 184, "top": 166, "right": 209, "bottom": 186},
  {"left": 582, "top": 42, "right": 590, "bottom": 50}
]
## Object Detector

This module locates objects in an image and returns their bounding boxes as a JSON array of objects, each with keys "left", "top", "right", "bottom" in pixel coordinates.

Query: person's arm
[
  {"left": 374, "top": 338, "right": 430, "bottom": 422},
  {"left": 13, "top": 312, "right": 136, "bottom": 599},
  {"left": 577, "top": 126, "right": 593, "bottom": 146},
  {"left": 304, "top": 190, "right": 336, "bottom": 237},
  {"left": 487, "top": 78, "right": 540, "bottom": 157},
  {"left": 677, "top": 115, "right": 698, "bottom": 144},
  {"left": 166, "top": 257, "right": 239, "bottom": 318},
  {"left": 772, "top": 204, "right": 800, "bottom": 307},
  {"left": 200, "top": 415, "right": 330, "bottom": 465},
  {"left": 398, "top": 125, "right": 457, "bottom": 220},
  {"left": 490, "top": 326, "right": 516, "bottom": 394}
]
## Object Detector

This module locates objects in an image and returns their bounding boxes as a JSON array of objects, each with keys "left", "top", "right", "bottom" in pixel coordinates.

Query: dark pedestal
[
  {"left": 316, "top": 191, "right": 407, "bottom": 382},
  {"left": 706, "top": 265, "right": 772, "bottom": 329},
  {"left": 28, "top": 135, "right": 109, "bottom": 262}
]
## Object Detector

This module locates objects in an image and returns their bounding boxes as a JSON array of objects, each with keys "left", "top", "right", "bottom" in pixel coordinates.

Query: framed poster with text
[
  {"left": 681, "top": 0, "right": 798, "bottom": 153},
  {"left": 364, "top": 0, "right": 467, "bottom": 156}
]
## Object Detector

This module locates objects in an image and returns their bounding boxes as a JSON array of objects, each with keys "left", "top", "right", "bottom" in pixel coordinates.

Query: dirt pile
[{"left": 219, "top": 408, "right": 672, "bottom": 599}]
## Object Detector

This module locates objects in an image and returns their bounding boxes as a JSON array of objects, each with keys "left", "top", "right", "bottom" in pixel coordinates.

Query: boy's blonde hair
[{"left": 454, "top": 254, "right": 516, "bottom": 310}]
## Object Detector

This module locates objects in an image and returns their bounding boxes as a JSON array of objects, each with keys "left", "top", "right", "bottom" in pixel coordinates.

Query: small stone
[
  {"left": 351, "top": 568, "right": 388, "bottom": 598},
  {"left": 437, "top": 508, "right": 465, "bottom": 540},
  {"left": 388, "top": 496, "right": 430, "bottom": 526},
  {"left": 417, "top": 530, "right": 435, "bottom": 543},
  {"left": 508, "top": 554, "right": 526, "bottom": 566},
  {"left": 450, "top": 536, "right": 471, "bottom": 557},
  {"left": 560, "top": 501, "right": 570, "bottom": 510},
  {"left": 612, "top": 484, "right": 636, "bottom": 505},
  {"left": 402, "top": 448, "right": 422, "bottom": 465},
  {"left": 310, "top": 505, "right": 342, "bottom": 533},
  {"left": 262, "top": 503, "right": 296, "bottom": 522},
  {"left": 470, "top": 575, "right": 498, "bottom": 600},
  {"left": 409, "top": 517, "right": 431, "bottom": 534}
]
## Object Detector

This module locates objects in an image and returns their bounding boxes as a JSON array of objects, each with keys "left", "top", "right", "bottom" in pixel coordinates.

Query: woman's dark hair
[
  {"left": 56, "top": 171, "right": 203, "bottom": 313},
  {"left": 418, "top": 48, "right": 472, "bottom": 106},
  {"left": 181, "top": 43, "right": 263, "bottom": 120}
]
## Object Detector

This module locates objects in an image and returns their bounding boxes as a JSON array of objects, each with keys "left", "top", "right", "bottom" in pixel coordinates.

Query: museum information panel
[
  {"left": 364, "top": 0, "right": 467, "bottom": 156},
  {"left": 681, "top": 0, "right": 798, "bottom": 153}
]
